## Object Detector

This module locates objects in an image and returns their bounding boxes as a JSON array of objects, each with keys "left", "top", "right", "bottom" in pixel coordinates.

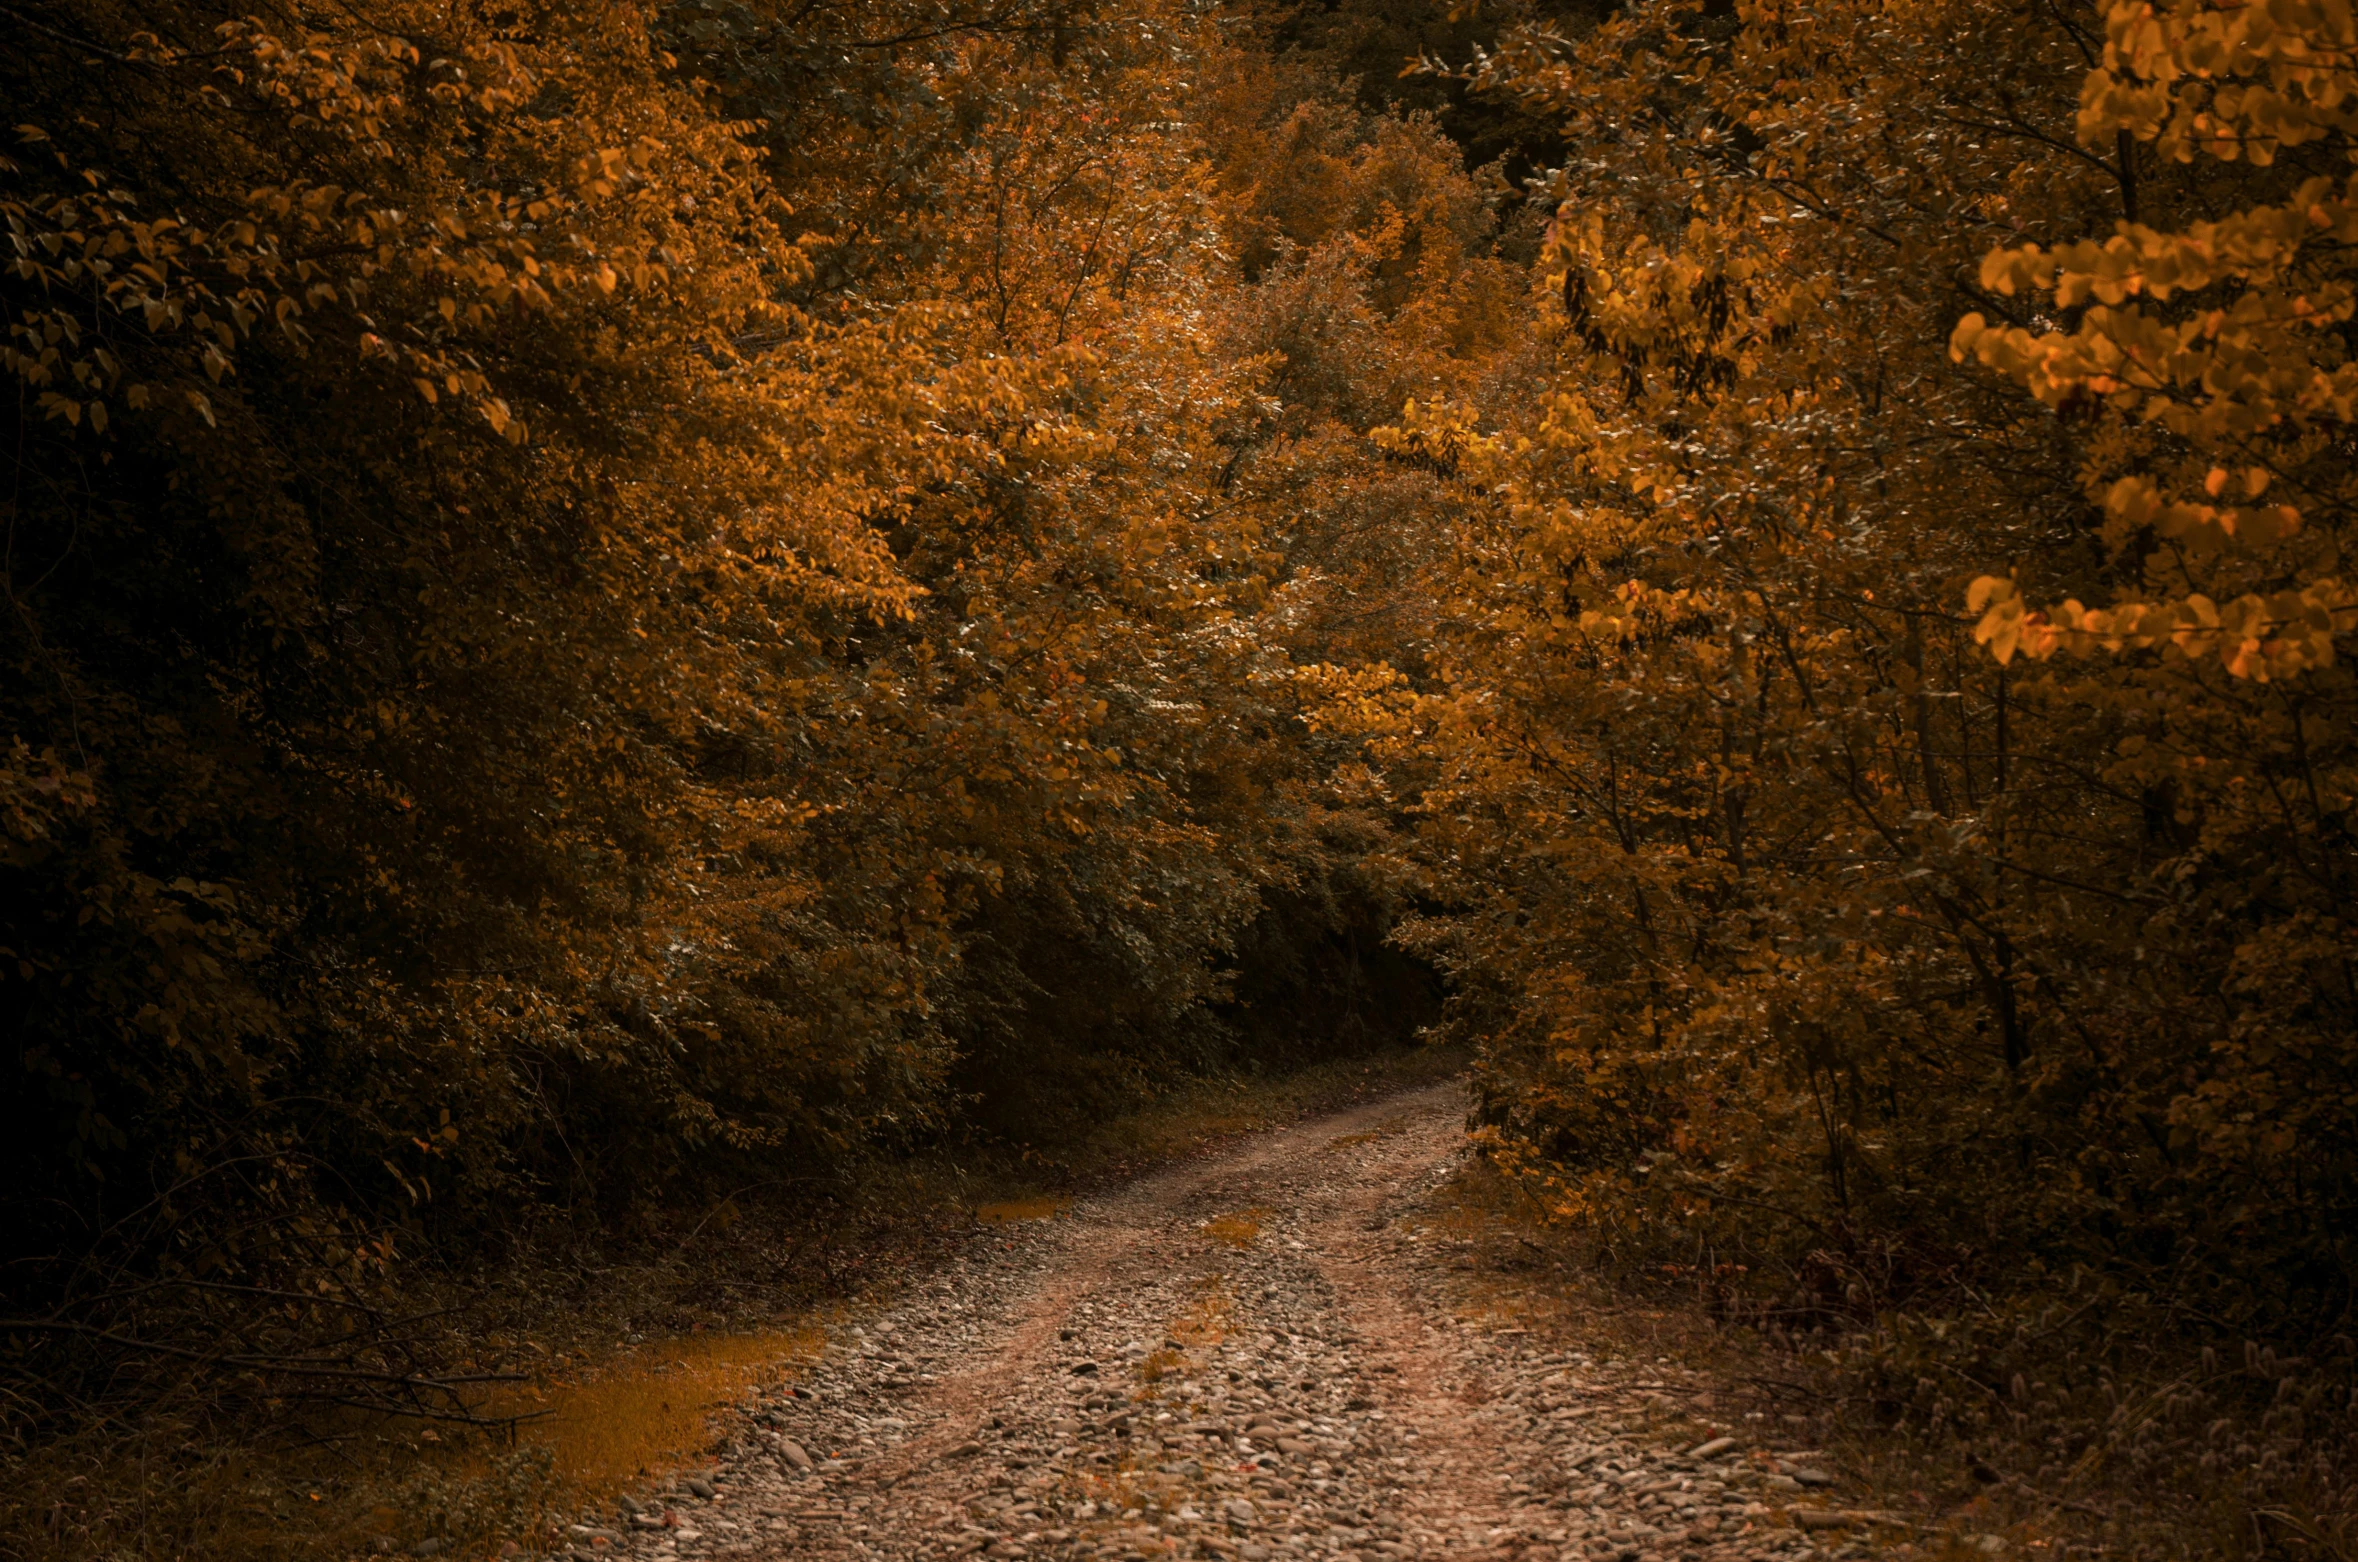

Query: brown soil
[{"left": 557, "top": 1085, "right": 1944, "bottom": 1562}]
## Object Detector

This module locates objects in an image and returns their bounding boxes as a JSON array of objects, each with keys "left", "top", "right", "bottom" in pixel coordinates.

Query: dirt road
[{"left": 570, "top": 1083, "right": 1864, "bottom": 1562}]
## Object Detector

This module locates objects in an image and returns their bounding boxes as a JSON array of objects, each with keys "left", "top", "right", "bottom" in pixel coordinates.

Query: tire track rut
[{"left": 570, "top": 1084, "right": 1860, "bottom": 1562}]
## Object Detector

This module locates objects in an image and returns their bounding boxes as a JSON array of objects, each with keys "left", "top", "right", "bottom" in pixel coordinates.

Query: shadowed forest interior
[{"left": 4, "top": 0, "right": 2357, "bottom": 1555}]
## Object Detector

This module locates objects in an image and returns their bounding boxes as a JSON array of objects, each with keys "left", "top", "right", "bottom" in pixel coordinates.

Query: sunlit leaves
[
  {"left": 1347, "top": 0, "right": 2358, "bottom": 1335},
  {"left": 0, "top": 0, "right": 1502, "bottom": 1301}
]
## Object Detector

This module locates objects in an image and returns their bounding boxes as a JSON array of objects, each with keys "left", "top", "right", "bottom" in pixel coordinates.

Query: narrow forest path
[{"left": 576, "top": 1084, "right": 1857, "bottom": 1562}]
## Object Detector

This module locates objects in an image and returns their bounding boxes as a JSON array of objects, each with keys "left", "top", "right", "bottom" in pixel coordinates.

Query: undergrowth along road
[{"left": 555, "top": 1084, "right": 1974, "bottom": 1562}]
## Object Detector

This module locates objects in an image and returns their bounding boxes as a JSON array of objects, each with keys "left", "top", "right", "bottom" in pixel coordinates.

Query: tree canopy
[
  {"left": 0, "top": 0, "right": 1494, "bottom": 1362},
  {"left": 5, "top": 0, "right": 2355, "bottom": 1505}
]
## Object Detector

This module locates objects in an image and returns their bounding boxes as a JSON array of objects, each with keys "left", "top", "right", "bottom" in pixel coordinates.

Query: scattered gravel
[{"left": 560, "top": 1085, "right": 1909, "bottom": 1562}]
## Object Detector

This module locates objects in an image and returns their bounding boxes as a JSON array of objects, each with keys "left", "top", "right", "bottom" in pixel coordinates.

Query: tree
[
  {"left": 0, "top": 0, "right": 1501, "bottom": 1425},
  {"left": 1308, "top": 0, "right": 2358, "bottom": 1349}
]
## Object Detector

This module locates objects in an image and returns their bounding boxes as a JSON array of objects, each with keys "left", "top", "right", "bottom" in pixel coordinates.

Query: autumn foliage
[
  {"left": 6, "top": 0, "right": 2358, "bottom": 1515},
  {"left": 0, "top": 0, "right": 1506, "bottom": 1406},
  {"left": 1304, "top": 0, "right": 2358, "bottom": 1443}
]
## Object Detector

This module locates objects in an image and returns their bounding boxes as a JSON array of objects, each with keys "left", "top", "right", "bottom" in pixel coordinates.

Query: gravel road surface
[{"left": 565, "top": 1083, "right": 1880, "bottom": 1562}]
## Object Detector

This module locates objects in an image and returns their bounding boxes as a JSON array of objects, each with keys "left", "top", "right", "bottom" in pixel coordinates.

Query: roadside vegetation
[{"left": 5, "top": 0, "right": 2354, "bottom": 1556}]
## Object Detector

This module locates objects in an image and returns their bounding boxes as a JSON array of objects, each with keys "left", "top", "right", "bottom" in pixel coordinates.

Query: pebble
[{"left": 569, "top": 1087, "right": 1863, "bottom": 1562}]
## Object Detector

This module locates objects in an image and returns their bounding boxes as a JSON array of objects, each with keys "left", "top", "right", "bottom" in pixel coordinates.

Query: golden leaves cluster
[
  {"left": 1327, "top": 0, "right": 2358, "bottom": 1326},
  {"left": 0, "top": 0, "right": 1515, "bottom": 1304}
]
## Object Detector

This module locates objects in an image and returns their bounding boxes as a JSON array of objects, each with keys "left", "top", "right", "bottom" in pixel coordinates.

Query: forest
[{"left": 3, "top": 0, "right": 2355, "bottom": 1555}]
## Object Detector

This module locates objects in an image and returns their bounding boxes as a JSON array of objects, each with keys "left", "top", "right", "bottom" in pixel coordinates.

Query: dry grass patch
[
  {"left": 1172, "top": 1285, "right": 1235, "bottom": 1350},
  {"left": 1132, "top": 1281, "right": 1235, "bottom": 1399},
  {"left": 1136, "top": 1347, "right": 1188, "bottom": 1388},
  {"left": 493, "top": 1326, "right": 824, "bottom": 1491},
  {"left": 1198, "top": 1210, "right": 1269, "bottom": 1249}
]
